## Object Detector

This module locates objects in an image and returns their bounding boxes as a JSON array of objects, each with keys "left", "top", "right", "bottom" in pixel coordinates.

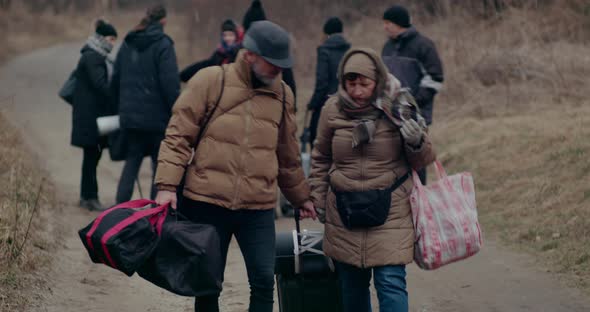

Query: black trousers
[
  {"left": 115, "top": 129, "right": 163, "bottom": 203},
  {"left": 80, "top": 144, "right": 104, "bottom": 200},
  {"left": 179, "top": 199, "right": 276, "bottom": 312}
]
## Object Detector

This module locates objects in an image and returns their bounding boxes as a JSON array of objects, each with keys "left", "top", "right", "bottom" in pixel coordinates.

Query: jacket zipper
[
  {"left": 233, "top": 96, "right": 253, "bottom": 206},
  {"left": 360, "top": 144, "right": 366, "bottom": 267}
]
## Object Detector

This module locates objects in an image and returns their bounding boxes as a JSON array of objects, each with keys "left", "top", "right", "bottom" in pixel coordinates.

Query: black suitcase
[{"left": 275, "top": 210, "right": 342, "bottom": 312}]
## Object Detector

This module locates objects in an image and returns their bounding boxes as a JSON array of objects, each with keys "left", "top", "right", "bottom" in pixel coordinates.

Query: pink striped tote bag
[{"left": 410, "top": 160, "right": 483, "bottom": 270}]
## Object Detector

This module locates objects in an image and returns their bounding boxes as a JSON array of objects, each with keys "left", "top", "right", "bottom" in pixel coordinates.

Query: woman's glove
[{"left": 400, "top": 119, "right": 424, "bottom": 148}]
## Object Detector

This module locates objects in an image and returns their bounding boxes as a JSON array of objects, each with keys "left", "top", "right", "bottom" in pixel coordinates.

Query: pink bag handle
[
  {"left": 433, "top": 160, "right": 448, "bottom": 180},
  {"left": 85, "top": 199, "right": 168, "bottom": 266},
  {"left": 86, "top": 199, "right": 156, "bottom": 242},
  {"left": 99, "top": 203, "right": 168, "bottom": 269}
]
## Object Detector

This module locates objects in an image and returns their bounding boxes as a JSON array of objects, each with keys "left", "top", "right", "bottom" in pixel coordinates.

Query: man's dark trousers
[{"left": 179, "top": 198, "right": 276, "bottom": 312}]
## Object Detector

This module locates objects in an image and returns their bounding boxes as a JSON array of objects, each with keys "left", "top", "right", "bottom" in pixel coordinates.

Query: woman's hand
[{"left": 400, "top": 119, "right": 423, "bottom": 147}]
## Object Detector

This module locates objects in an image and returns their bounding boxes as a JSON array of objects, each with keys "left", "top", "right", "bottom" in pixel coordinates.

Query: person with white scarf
[{"left": 70, "top": 19, "right": 118, "bottom": 211}]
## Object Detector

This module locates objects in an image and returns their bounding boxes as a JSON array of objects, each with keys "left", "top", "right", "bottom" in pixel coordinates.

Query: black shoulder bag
[
  {"left": 175, "top": 66, "right": 226, "bottom": 207},
  {"left": 334, "top": 107, "right": 412, "bottom": 230}
]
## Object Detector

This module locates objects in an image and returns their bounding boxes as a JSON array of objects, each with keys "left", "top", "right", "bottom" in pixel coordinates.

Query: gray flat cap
[{"left": 242, "top": 21, "right": 293, "bottom": 69}]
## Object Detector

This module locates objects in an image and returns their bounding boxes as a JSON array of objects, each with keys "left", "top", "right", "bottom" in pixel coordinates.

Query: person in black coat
[
  {"left": 71, "top": 20, "right": 118, "bottom": 211},
  {"left": 382, "top": 5, "right": 444, "bottom": 185},
  {"left": 306, "top": 17, "right": 351, "bottom": 148},
  {"left": 382, "top": 5, "right": 444, "bottom": 125},
  {"left": 241, "top": 0, "right": 297, "bottom": 101},
  {"left": 179, "top": 19, "right": 244, "bottom": 83},
  {"left": 111, "top": 4, "right": 180, "bottom": 203}
]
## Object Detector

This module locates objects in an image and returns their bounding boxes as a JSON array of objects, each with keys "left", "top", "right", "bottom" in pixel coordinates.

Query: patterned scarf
[
  {"left": 339, "top": 74, "right": 402, "bottom": 148},
  {"left": 86, "top": 33, "right": 113, "bottom": 58}
]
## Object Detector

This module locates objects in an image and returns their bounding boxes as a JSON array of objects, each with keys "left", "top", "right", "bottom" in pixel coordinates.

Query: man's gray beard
[{"left": 252, "top": 65, "right": 278, "bottom": 86}]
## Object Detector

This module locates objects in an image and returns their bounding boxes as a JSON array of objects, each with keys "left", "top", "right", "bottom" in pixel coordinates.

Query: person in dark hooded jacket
[
  {"left": 71, "top": 20, "right": 118, "bottom": 211},
  {"left": 306, "top": 17, "right": 351, "bottom": 148},
  {"left": 111, "top": 4, "right": 180, "bottom": 203},
  {"left": 382, "top": 5, "right": 443, "bottom": 185},
  {"left": 179, "top": 19, "right": 244, "bottom": 83},
  {"left": 242, "top": 0, "right": 297, "bottom": 102}
]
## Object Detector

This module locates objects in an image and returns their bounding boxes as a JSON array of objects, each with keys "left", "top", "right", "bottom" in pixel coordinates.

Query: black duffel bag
[
  {"left": 79, "top": 199, "right": 167, "bottom": 276},
  {"left": 137, "top": 211, "right": 223, "bottom": 297},
  {"left": 334, "top": 172, "right": 410, "bottom": 229}
]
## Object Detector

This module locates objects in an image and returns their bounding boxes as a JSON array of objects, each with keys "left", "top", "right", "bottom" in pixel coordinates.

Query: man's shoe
[{"left": 80, "top": 199, "right": 106, "bottom": 211}]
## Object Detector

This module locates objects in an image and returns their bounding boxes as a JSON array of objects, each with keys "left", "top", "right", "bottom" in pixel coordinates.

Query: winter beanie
[
  {"left": 147, "top": 4, "right": 167, "bottom": 23},
  {"left": 221, "top": 19, "right": 238, "bottom": 33},
  {"left": 323, "top": 17, "right": 343, "bottom": 35},
  {"left": 383, "top": 5, "right": 411, "bottom": 28},
  {"left": 242, "top": 0, "right": 267, "bottom": 31},
  {"left": 95, "top": 19, "right": 118, "bottom": 37},
  {"left": 343, "top": 52, "right": 377, "bottom": 81}
]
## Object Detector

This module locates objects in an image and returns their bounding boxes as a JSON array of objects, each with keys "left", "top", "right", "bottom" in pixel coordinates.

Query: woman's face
[
  {"left": 222, "top": 31, "right": 237, "bottom": 46},
  {"left": 344, "top": 74, "right": 377, "bottom": 106},
  {"left": 105, "top": 36, "right": 117, "bottom": 45}
]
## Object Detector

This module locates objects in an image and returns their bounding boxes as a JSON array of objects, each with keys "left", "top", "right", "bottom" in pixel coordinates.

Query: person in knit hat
[
  {"left": 70, "top": 19, "right": 118, "bottom": 211},
  {"left": 309, "top": 48, "right": 435, "bottom": 312},
  {"left": 242, "top": 0, "right": 267, "bottom": 31},
  {"left": 179, "top": 19, "right": 245, "bottom": 82},
  {"left": 382, "top": 4, "right": 443, "bottom": 185},
  {"left": 305, "top": 16, "right": 350, "bottom": 149}
]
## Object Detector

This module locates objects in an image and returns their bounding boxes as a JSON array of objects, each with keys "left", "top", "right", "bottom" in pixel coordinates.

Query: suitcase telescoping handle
[{"left": 294, "top": 207, "right": 302, "bottom": 246}]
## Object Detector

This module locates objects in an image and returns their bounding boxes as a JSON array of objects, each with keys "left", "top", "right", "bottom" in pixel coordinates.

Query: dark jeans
[
  {"left": 336, "top": 262, "right": 408, "bottom": 312},
  {"left": 80, "top": 144, "right": 104, "bottom": 200},
  {"left": 179, "top": 199, "right": 276, "bottom": 312},
  {"left": 115, "top": 129, "right": 163, "bottom": 203}
]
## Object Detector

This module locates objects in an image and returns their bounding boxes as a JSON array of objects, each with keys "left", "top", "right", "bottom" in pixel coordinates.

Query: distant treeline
[{"left": 0, "top": 0, "right": 586, "bottom": 18}]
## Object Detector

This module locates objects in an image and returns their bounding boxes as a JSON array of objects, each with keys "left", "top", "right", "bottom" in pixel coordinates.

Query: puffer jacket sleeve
[
  {"left": 307, "top": 48, "right": 330, "bottom": 111},
  {"left": 155, "top": 66, "right": 222, "bottom": 190},
  {"left": 179, "top": 52, "right": 216, "bottom": 83},
  {"left": 309, "top": 100, "right": 335, "bottom": 210},
  {"left": 276, "top": 84, "right": 310, "bottom": 207},
  {"left": 404, "top": 130, "right": 436, "bottom": 170},
  {"left": 415, "top": 38, "right": 444, "bottom": 106},
  {"left": 82, "top": 52, "right": 110, "bottom": 97},
  {"left": 157, "top": 38, "right": 181, "bottom": 111}
]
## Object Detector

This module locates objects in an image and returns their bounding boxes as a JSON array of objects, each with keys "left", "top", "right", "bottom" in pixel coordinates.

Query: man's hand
[
  {"left": 299, "top": 200, "right": 317, "bottom": 220},
  {"left": 155, "top": 190, "right": 177, "bottom": 209}
]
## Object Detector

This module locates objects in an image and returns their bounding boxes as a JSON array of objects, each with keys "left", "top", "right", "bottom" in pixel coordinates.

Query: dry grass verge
[
  {"left": 0, "top": 113, "right": 56, "bottom": 312},
  {"left": 432, "top": 105, "right": 590, "bottom": 292}
]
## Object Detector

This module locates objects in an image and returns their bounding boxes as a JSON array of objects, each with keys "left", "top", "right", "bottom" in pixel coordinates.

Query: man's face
[
  {"left": 383, "top": 20, "right": 404, "bottom": 39},
  {"left": 246, "top": 51, "right": 282, "bottom": 86}
]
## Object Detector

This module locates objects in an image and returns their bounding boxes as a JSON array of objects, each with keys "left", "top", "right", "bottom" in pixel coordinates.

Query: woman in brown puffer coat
[{"left": 309, "top": 48, "right": 436, "bottom": 312}]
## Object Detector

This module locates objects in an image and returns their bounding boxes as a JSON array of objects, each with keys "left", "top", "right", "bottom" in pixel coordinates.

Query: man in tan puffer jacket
[{"left": 154, "top": 21, "right": 316, "bottom": 312}]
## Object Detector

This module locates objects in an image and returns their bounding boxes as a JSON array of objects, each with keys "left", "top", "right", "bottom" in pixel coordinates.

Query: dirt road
[{"left": 1, "top": 43, "right": 589, "bottom": 312}]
